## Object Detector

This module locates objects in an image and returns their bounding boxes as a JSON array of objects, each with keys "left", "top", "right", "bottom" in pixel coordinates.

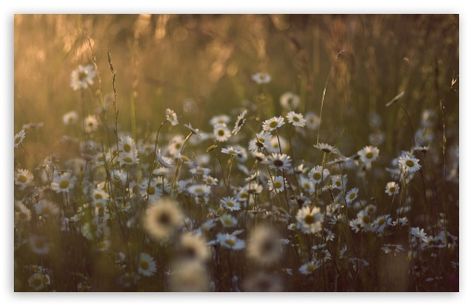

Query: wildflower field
[{"left": 14, "top": 15, "right": 459, "bottom": 292}]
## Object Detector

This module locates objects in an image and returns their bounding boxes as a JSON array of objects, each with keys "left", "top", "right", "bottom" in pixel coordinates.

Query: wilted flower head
[
  {"left": 232, "top": 109, "right": 247, "bottom": 135},
  {"left": 165, "top": 108, "right": 179, "bottom": 126}
]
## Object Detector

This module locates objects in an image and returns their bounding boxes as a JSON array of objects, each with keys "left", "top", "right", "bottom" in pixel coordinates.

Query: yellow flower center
[{"left": 59, "top": 180, "right": 69, "bottom": 189}]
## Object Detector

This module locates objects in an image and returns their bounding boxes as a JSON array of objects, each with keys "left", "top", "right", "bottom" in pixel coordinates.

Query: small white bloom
[
  {"left": 345, "top": 188, "right": 359, "bottom": 204},
  {"left": 252, "top": 72, "right": 271, "bottom": 84},
  {"left": 267, "top": 153, "right": 292, "bottom": 171},
  {"left": 15, "top": 169, "right": 34, "bottom": 190},
  {"left": 213, "top": 124, "right": 231, "bottom": 142},
  {"left": 268, "top": 176, "right": 286, "bottom": 193},
  {"left": 262, "top": 116, "right": 285, "bottom": 132},
  {"left": 357, "top": 146, "right": 380, "bottom": 168},
  {"left": 296, "top": 206, "right": 324, "bottom": 234},
  {"left": 62, "top": 111, "right": 79, "bottom": 125},
  {"left": 286, "top": 111, "right": 306, "bottom": 127},
  {"left": 51, "top": 172, "right": 76, "bottom": 193},
  {"left": 385, "top": 181, "right": 400, "bottom": 196},
  {"left": 220, "top": 214, "right": 238, "bottom": 228},
  {"left": 217, "top": 233, "right": 245, "bottom": 250},
  {"left": 137, "top": 252, "right": 157, "bottom": 277},
  {"left": 84, "top": 115, "right": 99, "bottom": 133},
  {"left": 70, "top": 64, "right": 96, "bottom": 90},
  {"left": 220, "top": 197, "right": 241, "bottom": 212},
  {"left": 280, "top": 92, "right": 300, "bottom": 110}
]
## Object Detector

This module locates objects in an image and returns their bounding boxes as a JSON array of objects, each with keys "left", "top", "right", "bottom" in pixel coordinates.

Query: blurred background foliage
[{"left": 15, "top": 14, "right": 458, "bottom": 167}]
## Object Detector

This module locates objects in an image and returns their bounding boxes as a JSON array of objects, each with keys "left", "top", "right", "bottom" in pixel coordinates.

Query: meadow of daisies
[{"left": 14, "top": 15, "right": 459, "bottom": 292}]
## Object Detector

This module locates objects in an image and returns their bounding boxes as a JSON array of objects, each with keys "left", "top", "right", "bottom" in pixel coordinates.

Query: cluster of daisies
[{"left": 13, "top": 66, "right": 458, "bottom": 291}]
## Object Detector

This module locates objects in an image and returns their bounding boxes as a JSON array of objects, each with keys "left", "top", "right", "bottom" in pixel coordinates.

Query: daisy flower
[
  {"left": 345, "top": 188, "right": 359, "bottom": 204},
  {"left": 118, "top": 151, "right": 139, "bottom": 166},
  {"left": 247, "top": 225, "right": 282, "bottom": 266},
  {"left": 84, "top": 115, "right": 99, "bottom": 133},
  {"left": 210, "top": 115, "right": 231, "bottom": 127},
  {"left": 165, "top": 108, "right": 179, "bottom": 126},
  {"left": 217, "top": 233, "right": 245, "bottom": 250},
  {"left": 15, "top": 169, "right": 34, "bottom": 190},
  {"left": 28, "top": 271, "right": 51, "bottom": 291},
  {"left": 179, "top": 232, "right": 210, "bottom": 262},
  {"left": 331, "top": 174, "right": 346, "bottom": 190},
  {"left": 280, "top": 92, "right": 300, "bottom": 110},
  {"left": 357, "top": 145, "right": 380, "bottom": 168},
  {"left": 410, "top": 227, "right": 430, "bottom": 244},
  {"left": 296, "top": 206, "right": 324, "bottom": 234},
  {"left": 70, "top": 64, "right": 96, "bottom": 90},
  {"left": 371, "top": 215, "right": 392, "bottom": 235},
  {"left": 232, "top": 109, "right": 247, "bottom": 135},
  {"left": 314, "top": 143, "right": 340, "bottom": 155},
  {"left": 305, "top": 112, "right": 321, "bottom": 130},
  {"left": 92, "top": 188, "right": 109, "bottom": 206},
  {"left": 299, "top": 260, "right": 321, "bottom": 275},
  {"left": 267, "top": 153, "right": 292, "bottom": 171},
  {"left": 252, "top": 72, "right": 271, "bottom": 84},
  {"left": 62, "top": 111, "right": 79, "bottom": 125},
  {"left": 187, "top": 184, "right": 211, "bottom": 199},
  {"left": 399, "top": 152, "right": 421, "bottom": 175},
  {"left": 51, "top": 172, "right": 76, "bottom": 193},
  {"left": 137, "top": 252, "right": 157, "bottom": 277},
  {"left": 286, "top": 111, "right": 306, "bottom": 127},
  {"left": 385, "top": 181, "right": 400, "bottom": 196},
  {"left": 118, "top": 135, "right": 136, "bottom": 154},
  {"left": 220, "top": 197, "right": 241, "bottom": 211},
  {"left": 262, "top": 116, "right": 285, "bottom": 132},
  {"left": 308, "top": 166, "right": 329, "bottom": 184},
  {"left": 268, "top": 176, "right": 286, "bottom": 193},
  {"left": 213, "top": 124, "right": 231, "bottom": 142},
  {"left": 248, "top": 131, "right": 271, "bottom": 152},
  {"left": 143, "top": 198, "right": 184, "bottom": 241},
  {"left": 220, "top": 214, "right": 238, "bottom": 228}
]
